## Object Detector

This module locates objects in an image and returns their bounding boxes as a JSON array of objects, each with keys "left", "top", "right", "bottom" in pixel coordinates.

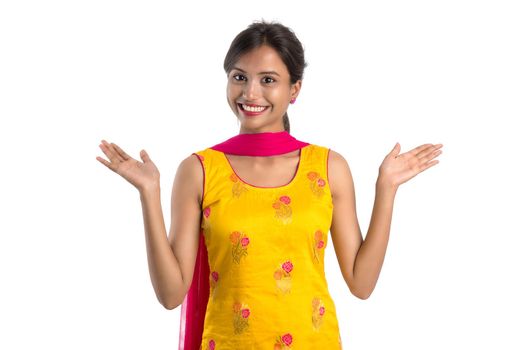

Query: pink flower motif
[
  {"left": 241, "top": 308, "right": 250, "bottom": 318},
  {"left": 279, "top": 195, "right": 291, "bottom": 205},
  {"left": 282, "top": 333, "right": 293, "bottom": 346},
  {"left": 209, "top": 339, "right": 215, "bottom": 350},
  {"left": 319, "top": 306, "right": 325, "bottom": 316},
  {"left": 211, "top": 271, "right": 219, "bottom": 282},
  {"left": 317, "top": 178, "right": 326, "bottom": 187},
  {"left": 203, "top": 207, "right": 211, "bottom": 218},
  {"left": 282, "top": 260, "right": 293, "bottom": 273},
  {"left": 317, "top": 240, "right": 325, "bottom": 249},
  {"left": 241, "top": 237, "right": 250, "bottom": 247}
]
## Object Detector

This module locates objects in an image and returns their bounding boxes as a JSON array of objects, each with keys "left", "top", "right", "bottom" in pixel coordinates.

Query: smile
[{"left": 238, "top": 103, "right": 269, "bottom": 112}]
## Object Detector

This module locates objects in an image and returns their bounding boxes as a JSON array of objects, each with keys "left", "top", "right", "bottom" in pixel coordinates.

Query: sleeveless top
[{"left": 192, "top": 143, "right": 343, "bottom": 350}]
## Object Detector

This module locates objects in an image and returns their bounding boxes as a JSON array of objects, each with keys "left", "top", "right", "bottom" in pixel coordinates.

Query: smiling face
[{"left": 226, "top": 45, "right": 302, "bottom": 133}]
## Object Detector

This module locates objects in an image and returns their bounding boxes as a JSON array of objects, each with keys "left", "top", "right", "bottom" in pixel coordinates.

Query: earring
[{"left": 290, "top": 98, "right": 296, "bottom": 104}]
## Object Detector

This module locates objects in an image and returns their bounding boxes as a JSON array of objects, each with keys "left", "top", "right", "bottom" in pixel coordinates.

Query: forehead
[{"left": 233, "top": 45, "right": 287, "bottom": 74}]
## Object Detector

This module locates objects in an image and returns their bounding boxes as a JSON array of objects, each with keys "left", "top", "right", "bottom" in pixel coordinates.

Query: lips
[
  {"left": 237, "top": 103, "right": 269, "bottom": 109},
  {"left": 237, "top": 103, "right": 269, "bottom": 116}
]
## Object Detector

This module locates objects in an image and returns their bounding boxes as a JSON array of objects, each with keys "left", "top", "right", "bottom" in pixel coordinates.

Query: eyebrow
[{"left": 232, "top": 66, "right": 280, "bottom": 77}]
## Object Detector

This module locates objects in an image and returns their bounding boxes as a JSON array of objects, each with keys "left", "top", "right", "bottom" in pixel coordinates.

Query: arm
[
  {"left": 140, "top": 154, "right": 203, "bottom": 309},
  {"left": 328, "top": 150, "right": 396, "bottom": 300},
  {"left": 328, "top": 149, "right": 383, "bottom": 300},
  {"left": 328, "top": 143, "right": 442, "bottom": 300}
]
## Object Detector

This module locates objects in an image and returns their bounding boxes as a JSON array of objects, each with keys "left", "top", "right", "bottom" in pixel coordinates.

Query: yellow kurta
[{"left": 193, "top": 144, "right": 343, "bottom": 350}]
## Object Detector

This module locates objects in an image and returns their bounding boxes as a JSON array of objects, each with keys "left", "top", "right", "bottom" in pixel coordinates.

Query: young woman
[{"left": 96, "top": 20, "right": 443, "bottom": 350}]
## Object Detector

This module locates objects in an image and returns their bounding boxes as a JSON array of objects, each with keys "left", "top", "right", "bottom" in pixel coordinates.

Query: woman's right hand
[{"left": 96, "top": 140, "right": 160, "bottom": 192}]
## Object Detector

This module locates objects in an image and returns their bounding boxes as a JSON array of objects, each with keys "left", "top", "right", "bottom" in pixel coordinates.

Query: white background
[{"left": 1, "top": 0, "right": 523, "bottom": 349}]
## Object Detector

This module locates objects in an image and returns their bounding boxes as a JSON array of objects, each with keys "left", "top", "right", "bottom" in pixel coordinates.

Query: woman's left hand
[{"left": 378, "top": 143, "right": 443, "bottom": 189}]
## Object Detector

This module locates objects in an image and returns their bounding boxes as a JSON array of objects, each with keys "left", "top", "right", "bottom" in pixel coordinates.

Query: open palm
[
  {"left": 96, "top": 140, "right": 160, "bottom": 192},
  {"left": 379, "top": 143, "right": 443, "bottom": 188}
]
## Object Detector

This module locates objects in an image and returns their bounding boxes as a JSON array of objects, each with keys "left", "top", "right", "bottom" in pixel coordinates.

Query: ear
[{"left": 291, "top": 79, "right": 302, "bottom": 98}]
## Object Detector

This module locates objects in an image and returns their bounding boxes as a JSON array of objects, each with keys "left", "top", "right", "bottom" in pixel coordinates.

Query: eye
[
  {"left": 263, "top": 76, "right": 276, "bottom": 84},
  {"left": 232, "top": 74, "right": 246, "bottom": 81}
]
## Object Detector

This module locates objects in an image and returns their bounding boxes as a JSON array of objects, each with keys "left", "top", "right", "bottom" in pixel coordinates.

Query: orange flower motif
[
  {"left": 201, "top": 206, "right": 211, "bottom": 235},
  {"left": 274, "top": 260, "right": 293, "bottom": 294},
  {"left": 230, "top": 173, "right": 248, "bottom": 197},
  {"left": 233, "top": 302, "right": 242, "bottom": 313},
  {"left": 274, "top": 333, "right": 293, "bottom": 349},
  {"left": 233, "top": 302, "right": 250, "bottom": 334},
  {"left": 230, "top": 231, "right": 249, "bottom": 263},
  {"left": 312, "top": 297, "right": 325, "bottom": 330},
  {"left": 273, "top": 195, "right": 292, "bottom": 224},
  {"left": 230, "top": 231, "right": 240, "bottom": 244},
  {"left": 209, "top": 271, "right": 219, "bottom": 298},
  {"left": 307, "top": 171, "right": 319, "bottom": 181},
  {"left": 313, "top": 230, "right": 327, "bottom": 263},
  {"left": 307, "top": 171, "right": 325, "bottom": 197}
]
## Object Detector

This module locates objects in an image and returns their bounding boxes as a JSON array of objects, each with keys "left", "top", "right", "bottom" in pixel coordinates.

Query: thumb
[
  {"left": 390, "top": 142, "right": 401, "bottom": 157},
  {"left": 140, "top": 149, "right": 151, "bottom": 163}
]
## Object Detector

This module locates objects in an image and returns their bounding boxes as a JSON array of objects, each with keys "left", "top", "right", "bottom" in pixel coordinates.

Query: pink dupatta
[{"left": 178, "top": 131, "right": 309, "bottom": 350}]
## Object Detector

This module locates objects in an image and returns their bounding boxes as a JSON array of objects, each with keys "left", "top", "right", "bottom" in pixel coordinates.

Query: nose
[{"left": 242, "top": 80, "right": 261, "bottom": 100}]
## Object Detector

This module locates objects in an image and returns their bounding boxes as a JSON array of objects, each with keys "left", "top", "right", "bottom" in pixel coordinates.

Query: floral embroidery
[
  {"left": 230, "top": 231, "right": 249, "bottom": 264},
  {"left": 233, "top": 302, "right": 250, "bottom": 334},
  {"left": 230, "top": 173, "right": 248, "bottom": 197},
  {"left": 202, "top": 206, "right": 211, "bottom": 233},
  {"left": 312, "top": 297, "right": 325, "bottom": 330},
  {"left": 274, "top": 260, "right": 293, "bottom": 294},
  {"left": 209, "top": 271, "right": 219, "bottom": 298},
  {"left": 307, "top": 171, "right": 326, "bottom": 197},
  {"left": 208, "top": 339, "right": 215, "bottom": 350},
  {"left": 313, "top": 230, "right": 326, "bottom": 263},
  {"left": 274, "top": 333, "right": 293, "bottom": 349},
  {"left": 272, "top": 195, "right": 292, "bottom": 224}
]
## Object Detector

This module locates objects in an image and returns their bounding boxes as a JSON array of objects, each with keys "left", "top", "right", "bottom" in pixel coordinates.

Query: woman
[{"left": 96, "top": 20, "right": 443, "bottom": 350}]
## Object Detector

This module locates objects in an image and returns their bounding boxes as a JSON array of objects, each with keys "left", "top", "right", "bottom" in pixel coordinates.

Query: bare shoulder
[
  {"left": 174, "top": 153, "right": 204, "bottom": 205},
  {"left": 327, "top": 149, "right": 354, "bottom": 199}
]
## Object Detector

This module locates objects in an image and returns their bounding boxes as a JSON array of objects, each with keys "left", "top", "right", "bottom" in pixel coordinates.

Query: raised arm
[
  {"left": 327, "top": 150, "right": 367, "bottom": 299},
  {"left": 141, "top": 154, "right": 203, "bottom": 309},
  {"left": 328, "top": 143, "right": 442, "bottom": 300},
  {"left": 97, "top": 141, "right": 203, "bottom": 310}
]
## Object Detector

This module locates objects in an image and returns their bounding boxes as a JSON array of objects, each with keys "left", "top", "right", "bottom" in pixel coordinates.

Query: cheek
[
  {"left": 268, "top": 90, "right": 288, "bottom": 106},
  {"left": 227, "top": 84, "right": 242, "bottom": 99}
]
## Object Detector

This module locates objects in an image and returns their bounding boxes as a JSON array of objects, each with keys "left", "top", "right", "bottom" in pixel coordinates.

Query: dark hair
[{"left": 223, "top": 20, "right": 308, "bottom": 133}]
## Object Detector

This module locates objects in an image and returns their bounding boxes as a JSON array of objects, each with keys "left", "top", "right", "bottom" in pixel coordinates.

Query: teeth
[{"left": 242, "top": 104, "right": 267, "bottom": 112}]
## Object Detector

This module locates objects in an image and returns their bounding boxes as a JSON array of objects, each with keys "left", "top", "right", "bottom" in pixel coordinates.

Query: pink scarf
[{"left": 178, "top": 131, "right": 309, "bottom": 350}]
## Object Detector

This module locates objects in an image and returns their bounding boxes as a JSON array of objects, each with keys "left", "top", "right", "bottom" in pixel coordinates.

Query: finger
[
  {"left": 417, "top": 144, "right": 443, "bottom": 160},
  {"left": 390, "top": 142, "right": 401, "bottom": 158},
  {"left": 96, "top": 155, "right": 117, "bottom": 172},
  {"left": 111, "top": 142, "right": 132, "bottom": 161},
  {"left": 100, "top": 140, "right": 124, "bottom": 163},
  {"left": 421, "top": 148, "right": 443, "bottom": 163},
  {"left": 98, "top": 142, "right": 118, "bottom": 163},
  {"left": 408, "top": 143, "right": 433, "bottom": 158},
  {"left": 140, "top": 149, "right": 151, "bottom": 163},
  {"left": 418, "top": 159, "right": 440, "bottom": 174}
]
